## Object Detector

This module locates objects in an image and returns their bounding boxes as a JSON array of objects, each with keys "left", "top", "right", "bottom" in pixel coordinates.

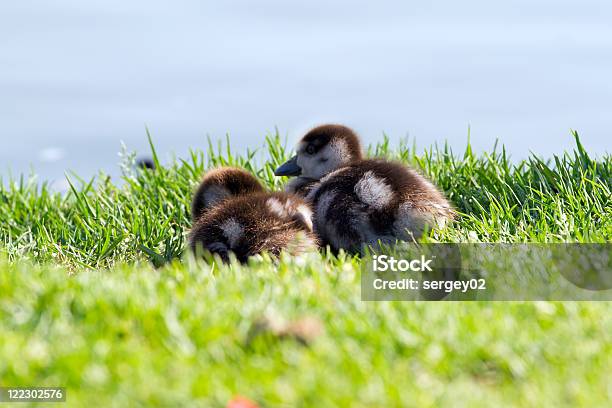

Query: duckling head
[
  {"left": 275, "top": 124, "right": 363, "bottom": 180},
  {"left": 191, "top": 167, "right": 264, "bottom": 221}
]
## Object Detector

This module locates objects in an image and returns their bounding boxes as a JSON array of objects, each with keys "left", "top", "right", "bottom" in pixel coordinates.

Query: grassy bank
[
  {"left": 1, "top": 131, "right": 611, "bottom": 406},
  {"left": 2, "top": 258, "right": 611, "bottom": 406}
]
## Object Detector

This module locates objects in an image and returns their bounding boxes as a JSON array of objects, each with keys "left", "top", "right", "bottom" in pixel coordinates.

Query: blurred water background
[{"left": 1, "top": 0, "right": 611, "bottom": 190}]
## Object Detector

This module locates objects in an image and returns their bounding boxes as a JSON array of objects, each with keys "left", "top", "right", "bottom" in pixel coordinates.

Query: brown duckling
[
  {"left": 189, "top": 167, "right": 317, "bottom": 262},
  {"left": 275, "top": 124, "right": 453, "bottom": 252}
]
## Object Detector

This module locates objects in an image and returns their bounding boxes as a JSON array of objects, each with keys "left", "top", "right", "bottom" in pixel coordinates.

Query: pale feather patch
[
  {"left": 318, "top": 166, "right": 351, "bottom": 184},
  {"left": 329, "top": 138, "right": 351, "bottom": 163},
  {"left": 267, "top": 197, "right": 313, "bottom": 231},
  {"left": 295, "top": 204, "right": 313, "bottom": 231},
  {"left": 220, "top": 218, "right": 244, "bottom": 247},
  {"left": 266, "top": 197, "right": 286, "bottom": 217},
  {"left": 354, "top": 171, "right": 393, "bottom": 210}
]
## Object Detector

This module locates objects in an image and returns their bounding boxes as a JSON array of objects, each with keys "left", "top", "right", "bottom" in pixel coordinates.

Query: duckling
[
  {"left": 275, "top": 124, "right": 453, "bottom": 252},
  {"left": 189, "top": 167, "right": 317, "bottom": 262}
]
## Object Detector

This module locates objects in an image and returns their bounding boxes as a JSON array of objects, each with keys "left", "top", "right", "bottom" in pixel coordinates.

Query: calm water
[{"left": 1, "top": 0, "right": 611, "bottom": 189}]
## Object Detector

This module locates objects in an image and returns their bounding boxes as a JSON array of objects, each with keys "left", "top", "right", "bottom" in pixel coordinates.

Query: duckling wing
[{"left": 308, "top": 160, "right": 453, "bottom": 251}]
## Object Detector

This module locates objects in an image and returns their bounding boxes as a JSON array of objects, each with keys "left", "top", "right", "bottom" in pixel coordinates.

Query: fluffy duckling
[
  {"left": 189, "top": 167, "right": 317, "bottom": 262},
  {"left": 275, "top": 124, "right": 453, "bottom": 252}
]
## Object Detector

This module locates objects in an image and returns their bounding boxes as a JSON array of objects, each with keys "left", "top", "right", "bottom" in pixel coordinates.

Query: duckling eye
[{"left": 306, "top": 145, "right": 316, "bottom": 155}]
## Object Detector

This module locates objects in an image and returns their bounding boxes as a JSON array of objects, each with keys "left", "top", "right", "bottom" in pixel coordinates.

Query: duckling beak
[{"left": 274, "top": 156, "right": 301, "bottom": 176}]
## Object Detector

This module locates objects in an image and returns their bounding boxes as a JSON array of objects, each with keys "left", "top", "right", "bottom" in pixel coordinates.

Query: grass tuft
[{"left": 0, "top": 130, "right": 609, "bottom": 267}]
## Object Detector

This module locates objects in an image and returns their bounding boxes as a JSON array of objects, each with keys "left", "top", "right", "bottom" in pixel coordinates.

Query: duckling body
[
  {"left": 189, "top": 167, "right": 316, "bottom": 262},
  {"left": 306, "top": 159, "right": 452, "bottom": 251},
  {"left": 275, "top": 125, "right": 453, "bottom": 252}
]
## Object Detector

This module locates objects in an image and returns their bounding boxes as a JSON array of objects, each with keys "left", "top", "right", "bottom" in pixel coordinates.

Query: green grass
[{"left": 1, "top": 130, "right": 611, "bottom": 406}]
